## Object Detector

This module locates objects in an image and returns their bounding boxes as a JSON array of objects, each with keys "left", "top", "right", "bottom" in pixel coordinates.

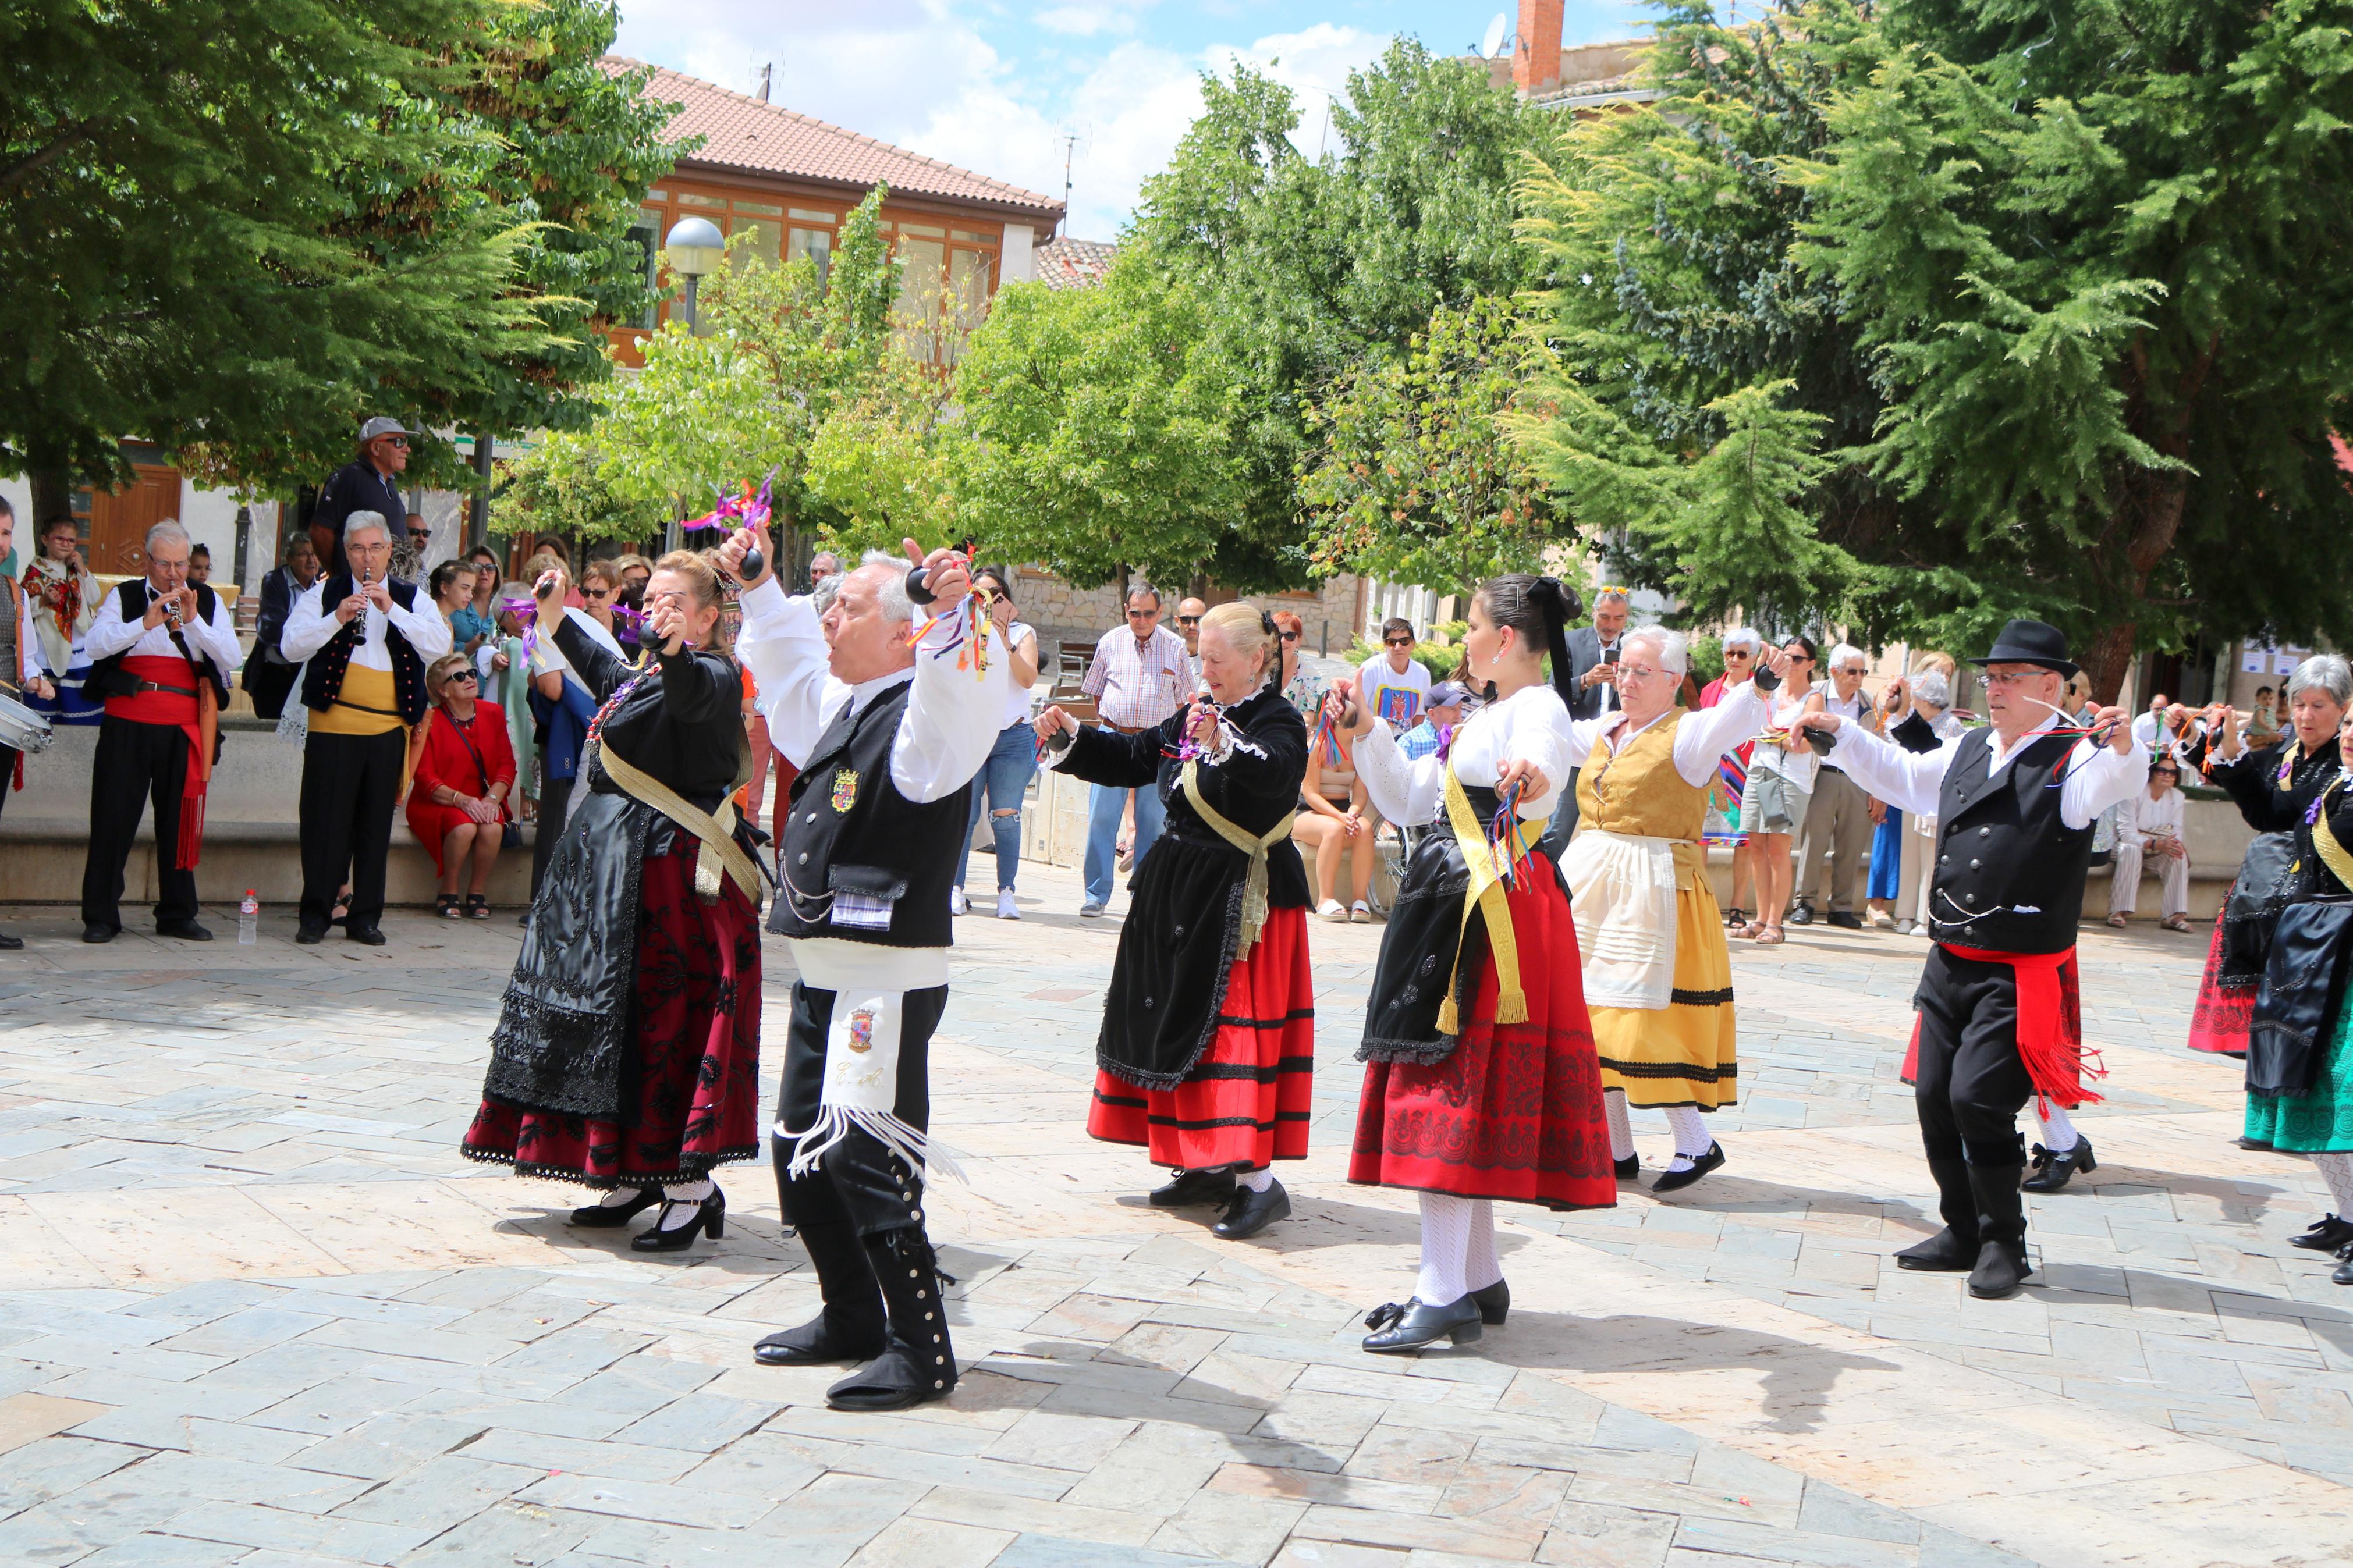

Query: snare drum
[{"left": 0, "top": 686, "right": 55, "bottom": 753}]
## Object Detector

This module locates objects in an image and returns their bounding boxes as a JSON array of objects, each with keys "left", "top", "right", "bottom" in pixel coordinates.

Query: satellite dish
[{"left": 1480, "top": 12, "right": 1509, "bottom": 59}]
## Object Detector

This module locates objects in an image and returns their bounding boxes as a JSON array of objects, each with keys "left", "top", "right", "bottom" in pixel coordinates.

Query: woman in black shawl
[
  {"left": 462, "top": 552, "right": 765, "bottom": 1253},
  {"left": 1033, "top": 603, "right": 1311, "bottom": 1241}
]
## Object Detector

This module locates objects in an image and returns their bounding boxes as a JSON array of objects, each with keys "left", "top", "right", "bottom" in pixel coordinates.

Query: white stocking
[
  {"left": 1604, "top": 1089, "right": 1635, "bottom": 1162},
  {"left": 2313, "top": 1152, "right": 2353, "bottom": 1215},
  {"left": 594, "top": 1186, "right": 647, "bottom": 1208},
  {"left": 1663, "top": 1106, "right": 1713, "bottom": 1169},
  {"left": 1463, "top": 1199, "right": 1501, "bottom": 1292},
  {"left": 2036, "top": 1104, "right": 2079, "bottom": 1154},
  {"left": 1237, "top": 1168, "right": 1275, "bottom": 1193},
  {"left": 1415, "top": 1192, "right": 1475, "bottom": 1306},
  {"left": 656, "top": 1178, "right": 714, "bottom": 1229}
]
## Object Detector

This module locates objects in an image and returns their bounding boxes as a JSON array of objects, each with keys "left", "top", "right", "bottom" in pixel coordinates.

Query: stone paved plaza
[{"left": 2, "top": 860, "right": 2350, "bottom": 1567}]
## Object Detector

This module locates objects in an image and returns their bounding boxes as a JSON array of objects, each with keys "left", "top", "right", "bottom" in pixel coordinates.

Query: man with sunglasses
[
  {"left": 1175, "top": 596, "right": 1208, "bottom": 688},
  {"left": 311, "top": 417, "right": 413, "bottom": 580},
  {"left": 1358, "top": 618, "right": 1431, "bottom": 732},
  {"left": 1077, "top": 586, "right": 1190, "bottom": 916}
]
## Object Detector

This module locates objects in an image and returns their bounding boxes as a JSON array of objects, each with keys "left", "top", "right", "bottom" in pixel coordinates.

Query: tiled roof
[
  {"left": 1035, "top": 237, "right": 1116, "bottom": 290},
  {"left": 608, "top": 58, "right": 1065, "bottom": 222}
]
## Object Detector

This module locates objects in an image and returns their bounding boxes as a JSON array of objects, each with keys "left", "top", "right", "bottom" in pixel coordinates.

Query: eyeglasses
[
  {"left": 381, "top": 437, "right": 409, "bottom": 449},
  {"left": 1279, "top": 630, "right": 1300, "bottom": 643},
  {"left": 1176, "top": 615, "right": 1199, "bottom": 627},
  {"left": 1724, "top": 648, "right": 1753, "bottom": 658},
  {"left": 1617, "top": 663, "right": 1668, "bottom": 682},
  {"left": 1126, "top": 609, "right": 1158, "bottom": 619},
  {"left": 446, "top": 670, "right": 478, "bottom": 683},
  {"left": 1384, "top": 637, "right": 1414, "bottom": 649},
  {"left": 1598, "top": 585, "right": 1629, "bottom": 598},
  {"left": 1983, "top": 671, "right": 2049, "bottom": 688},
  {"left": 407, "top": 531, "right": 431, "bottom": 542},
  {"left": 584, "top": 586, "right": 611, "bottom": 599}
]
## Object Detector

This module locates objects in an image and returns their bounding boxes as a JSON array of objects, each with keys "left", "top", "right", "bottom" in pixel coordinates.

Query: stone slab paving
[{"left": 0, "top": 857, "right": 2350, "bottom": 1566}]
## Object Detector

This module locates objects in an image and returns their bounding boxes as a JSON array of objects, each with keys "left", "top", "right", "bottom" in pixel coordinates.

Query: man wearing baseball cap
[{"left": 311, "top": 418, "right": 412, "bottom": 579}]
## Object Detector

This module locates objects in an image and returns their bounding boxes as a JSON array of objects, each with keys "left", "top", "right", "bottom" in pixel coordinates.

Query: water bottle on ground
[{"left": 238, "top": 890, "right": 258, "bottom": 946}]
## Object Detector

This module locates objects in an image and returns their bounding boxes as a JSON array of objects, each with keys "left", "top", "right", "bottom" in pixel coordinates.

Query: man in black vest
[
  {"left": 279, "top": 511, "right": 450, "bottom": 944},
  {"left": 78, "top": 521, "right": 239, "bottom": 943},
  {"left": 1794, "top": 621, "right": 2148, "bottom": 1299},
  {"left": 726, "top": 524, "right": 1005, "bottom": 1411}
]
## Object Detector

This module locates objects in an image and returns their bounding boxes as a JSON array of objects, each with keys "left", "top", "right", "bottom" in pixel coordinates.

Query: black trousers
[
  {"left": 531, "top": 767, "right": 574, "bottom": 902},
  {"left": 1912, "top": 944, "right": 2038, "bottom": 1167},
  {"left": 299, "top": 727, "right": 406, "bottom": 931},
  {"left": 0, "top": 743, "right": 15, "bottom": 826},
  {"left": 242, "top": 657, "right": 299, "bottom": 722},
  {"left": 772, "top": 980, "right": 945, "bottom": 1235},
  {"left": 81, "top": 716, "right": 198, "bottom": 929}
]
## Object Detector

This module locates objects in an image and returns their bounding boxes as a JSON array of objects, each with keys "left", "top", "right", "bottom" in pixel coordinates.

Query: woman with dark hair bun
[{"left": 1333, "top": 573, "right": 1614, "bottom": 1353}]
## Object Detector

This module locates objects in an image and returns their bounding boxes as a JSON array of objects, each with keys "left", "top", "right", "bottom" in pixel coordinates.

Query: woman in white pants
[{"left": 2107, "top": 757, "right": 2191, "bottom": 930}]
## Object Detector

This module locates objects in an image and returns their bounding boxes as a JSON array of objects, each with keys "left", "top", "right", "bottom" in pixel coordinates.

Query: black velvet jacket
[
  {"left": 1056, "top": 686, "right": 1308, "bottom": 1089},
  {"left": 2211, "top": 739, "right": 2342, "bottom": 985},
  {"left": 477, "top": 622, "right": 753, "bottom": 1135},
  {"left": 2249, "top": 778, "right": 2353, "bottom": 1097}
]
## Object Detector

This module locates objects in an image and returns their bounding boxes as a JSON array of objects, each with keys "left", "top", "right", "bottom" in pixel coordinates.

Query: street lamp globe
[{"left": 662, "top": 216, "right": 726, "bottom": 278}]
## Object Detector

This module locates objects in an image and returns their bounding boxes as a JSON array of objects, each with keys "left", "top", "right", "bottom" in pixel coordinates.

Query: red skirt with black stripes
[{"left": 1087, "top": 904, "right": 1314, "bottom": 1173}]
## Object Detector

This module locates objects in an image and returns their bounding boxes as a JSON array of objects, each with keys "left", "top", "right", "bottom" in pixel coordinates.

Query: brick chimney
[{"left": 1514, "top": 0, "right": 1563, "bottom": 95}]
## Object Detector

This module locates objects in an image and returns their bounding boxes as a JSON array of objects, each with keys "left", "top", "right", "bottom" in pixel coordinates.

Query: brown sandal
[{"left": 1754, "top": 926, "right": 1786, "bottom": 945}]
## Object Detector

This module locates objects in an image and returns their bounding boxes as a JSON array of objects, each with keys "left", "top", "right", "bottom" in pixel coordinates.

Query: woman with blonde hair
[
  {"left": 406, "top": 652, "right": 517, "bottom": 919},
  {"left": 464, "top": 549, "right": 765, "bottom": 1254},
  {"left": 1035, "top": 601, "right": 1314, "bottom": 1240}
]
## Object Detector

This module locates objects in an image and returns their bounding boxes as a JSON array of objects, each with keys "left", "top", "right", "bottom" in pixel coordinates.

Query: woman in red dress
[
  {"left": 1336, "top": 573, "right": 1613, "bottom": 1353},
  {"left": 1033, "top": 604, "right": 1312, "bottom": 1239},
  {"left": 406, "top": 653, "right": 517, "bottom": 919}
]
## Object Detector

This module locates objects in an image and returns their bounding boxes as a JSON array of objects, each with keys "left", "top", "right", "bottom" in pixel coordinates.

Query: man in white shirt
[
  {"left": 2107, "top": 755, "right": 2190, "bottom": 929},
  {"left": 1795, "top": 620, "right": 2145, "bottom": 1299},
  {"left": 280, "top": 511, "right": 453, "bottom": 944},
  {"left": 1358, "top": 618, "right": 1432, "bottom": 731},
  {"left": 1176, "top": 596, "right": 1209, "bottom": 690},
  {"left": 77, "top": 521, "right": 241, "bottom": 943},
  {"left": 1791, "top": 643, "right": 1883, "bottom": 929}
]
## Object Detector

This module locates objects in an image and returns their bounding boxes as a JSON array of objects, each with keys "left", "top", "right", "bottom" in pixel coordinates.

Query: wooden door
[{"left": 88, "top": 464, "right": 182, "bottom": 575}]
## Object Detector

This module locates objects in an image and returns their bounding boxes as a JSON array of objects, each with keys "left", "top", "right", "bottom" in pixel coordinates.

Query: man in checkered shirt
[{"left": 1077, "top": 585, "right": 1191, "bottom": 915}]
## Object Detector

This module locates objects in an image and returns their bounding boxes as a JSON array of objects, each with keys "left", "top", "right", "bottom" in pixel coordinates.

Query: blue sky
[{"left": 613, "top": 2, "right": 1653, "bottom": 240}]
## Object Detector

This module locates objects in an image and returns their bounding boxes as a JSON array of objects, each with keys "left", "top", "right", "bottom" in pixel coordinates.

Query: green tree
[
  {"left": 1300, "top": 296, "right": 1556, "bottom": 596},
  {"left": 951, "top": 255, "right": 1244, "bottom": 591}
]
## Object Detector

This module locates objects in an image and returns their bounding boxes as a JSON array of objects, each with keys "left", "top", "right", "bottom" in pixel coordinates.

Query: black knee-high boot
[
  {"left": 824, "top": 1227, "right": 957, "bottom": 1411},
  {"left": 1965, "top": 1155, "right": 2033, "bottom": 1299},
  {"left": 1894, "top": 1155, "right": 1979, "bottom": 1271},
  {"left": 755, "top": 1140, "right": 885, "bottom": 1367}
]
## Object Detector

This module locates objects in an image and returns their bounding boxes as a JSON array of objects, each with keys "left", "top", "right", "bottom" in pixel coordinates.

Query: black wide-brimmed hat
[{"left": 1970, "top": 618, "right": 2078, "bottom": 680}]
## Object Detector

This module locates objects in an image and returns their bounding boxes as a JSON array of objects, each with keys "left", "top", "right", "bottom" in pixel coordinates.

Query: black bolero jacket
[
  {"left": 1056, "top": 685, "right": 1309, "bottom": 1089},
  {"left": 558, "top": 617, "right": 747, "bottom": 815},
  {"left": 2212, "top": 737, "right": 2341, "bottom": 834}
]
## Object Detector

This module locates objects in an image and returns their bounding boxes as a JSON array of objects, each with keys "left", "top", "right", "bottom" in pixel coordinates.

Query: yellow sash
[
  {"left": 1180, "top": 760, "right": 1294, "bottom": 961},
  {"left": 2313, "top": 789, "right": 2353, "bottom": 893},
  {"left": 595, "top": 740, "right": 763, "bottom": 905},
  {"left": 1436, "top": 767, "right": 1544, "bottom": 1034}
]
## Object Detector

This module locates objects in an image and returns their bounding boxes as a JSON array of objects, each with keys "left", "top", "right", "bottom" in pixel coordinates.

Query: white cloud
[{"left": 1032, "top": 5, "right": 1135, "bottom": 37}]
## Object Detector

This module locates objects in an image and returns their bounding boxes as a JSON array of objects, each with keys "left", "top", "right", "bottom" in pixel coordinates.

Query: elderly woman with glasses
[
  {"left": 1561, "top": 627, "right": 1796, "bottom": 1192},
  {"left": 407, "top": 652, "right": 517, "bottom": 919},
  {"left": 1698, "top": 630, "right": 1764, "bottom": 929}
]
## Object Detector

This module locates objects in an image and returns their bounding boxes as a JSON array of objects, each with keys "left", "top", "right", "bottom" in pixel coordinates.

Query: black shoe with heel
[
  {"left": 2021, "top": 1137, "right": 2095, "bottom": 1194},
  {"left": 570, "top": 1186, "right": 659, "bottom": 1228},
  {"left": 1362, "top": 1295, "right": 1483, "bottom": 1354},
  {"left": 631, "top": 1187, "right": 725, "bottom": 1252},
  {"left": 1470, "top": 1278, "right": 1510, "bottom": 1325},
  {"left": 1651, "top": 1142, "right": 1725, "bottom": 1193}
]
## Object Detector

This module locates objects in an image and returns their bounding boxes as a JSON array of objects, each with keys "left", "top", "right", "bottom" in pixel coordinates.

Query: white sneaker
[
  {"left": 1316, "top": 899, "right": 1348, "bottom": 922},
  {"left": 949, "top": 888, "right": 969, "bottom": 916},
  {"left": 997, "top": 889, "right": 1020, "bottom": 920},
  {"left": 1350, "top": 901, "right": 1372, "bottom": 924}
]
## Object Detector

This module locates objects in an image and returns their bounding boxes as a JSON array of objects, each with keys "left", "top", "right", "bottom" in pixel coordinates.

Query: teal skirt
[{"left": 2246, "top": 993, "right": 2353, "bottom": 1153}]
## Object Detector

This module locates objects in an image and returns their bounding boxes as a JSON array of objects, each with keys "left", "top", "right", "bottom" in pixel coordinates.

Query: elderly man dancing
[{"left": 1794, "top": 621, "right": 2146, "bottom": 1299}]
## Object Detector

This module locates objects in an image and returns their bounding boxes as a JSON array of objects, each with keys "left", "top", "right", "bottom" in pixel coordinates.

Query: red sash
[
  {"left": 1903, "top": 943, "right": 2104, "bottom": 1112},
  {"left": 105, "top": 655, "right": 213, "bottom": 870}
]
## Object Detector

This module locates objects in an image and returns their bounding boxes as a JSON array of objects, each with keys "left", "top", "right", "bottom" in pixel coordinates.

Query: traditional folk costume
[
  {"left": 463, "top": 619, "right": 765, "bottom": 1249},
  {"left": 736, "top": 573, "right": 1006, "bottom": 1411},
  {"left": 1347, "top": 681, "right": 1614, "bottom": 1352},
  {"left": 2185, "top": 737, "right": 2341, "bottom": 1060},
  {"left": 280, "top": 574, "right": 453, "bottom": 940},
  {"left": 78, "top": 579, "right": 238, "bottom": 939},
  {"left": 1821, "top": 621, "right": 2148, "bottom": 1299},
  {"left": 2244, "top": 774, "right": 2353, "bottom": 1277},
  {"left": 1042, "top": 682, "right": 1314, "bottom": 1238},
  {"left": 1560, "top": 680, "right": 1775, "bottom": 1190},
  {"left": 22, "top": 553, "right": 102, "bottom": 724}
]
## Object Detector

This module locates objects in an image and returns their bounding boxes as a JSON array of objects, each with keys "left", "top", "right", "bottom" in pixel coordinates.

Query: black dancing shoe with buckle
[
  {"left": 1149, "top": 1167, "right": 1237, "bottom": 1207},
  {"left": 570, "top": 1186, "right": 661, "bottom": 1228},
  {"left": 1362, "top": 1295, "right": 1483, "bottom": 1354},
  {"left": 1470, "top": 1278, "right": 1510, "bottom": 1326},
  {"left": 631, "top": 1187, "right": 726, "bottom": 1252},
  {"left": 2291, "top": 1214, "right": 2353, "bottom": 1252},
  {"left": 1651, "top": 1143, "right": 1725, "bottom": 1194},
  {"left": 1212, "top": 1179, "right": 1290, "bottom": 1240},
  {"left": 2021, "top": 1137, "right": 2096, "bottom": 1194}
]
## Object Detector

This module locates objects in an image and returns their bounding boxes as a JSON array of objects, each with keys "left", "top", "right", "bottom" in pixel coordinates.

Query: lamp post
[{"left": 663, "top": 216, "right": 725, "bottom": 333}]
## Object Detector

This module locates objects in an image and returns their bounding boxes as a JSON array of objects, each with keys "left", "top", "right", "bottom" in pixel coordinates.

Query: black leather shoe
[
  {"left": 156, "top": 919, "right": 212, "bottom": 942},
  {"left": 1213, "top": 1179, "right": 1290, "bottom": 1240},
  {"left": 631, "top": 1188, "right": 725, "bottom": 1251},
  {"left": 81, "top": 923, "right": 117, "bottom": 944},
  {"left": 755, "top": 1309, "right": 886, "bottom": 1367},
  {"left": 2021, "top": 1137, "right": 2096, "bottom": 1194},
  {"left": 2335, "top": 1254, "right": 2353, "bottom": 1287},
  {"left": 570, "top": 1187, "right": 660, "bottom": 1228},
  {"left": 1968, "top": 1238, "right": 2033, "bottom": 1299},
  {"left": 1470, "top": 1278, "right": 1510, "bottom": 1325},
  {"left": 1651, "top": 1142, "right": 1725, "bottom": 1193},
  {"left": 1825, "top": 911, "right": 1864, "bottom": 930},
  {"left": 1895, "top": 1227, "right": 1979, "bottom": 1271},
  {"left": 1362, "top": 1295, "right": 1482, "bottom": 1354},
  {"left": 1614, "top": 1154, "right": 1640, "bottom": 1181},
  {"left": 2290, "top": 1214, "right": 2353, "bottom": 1252},
  {"left": 1787, "top": 904, "right": 1815, "bottom": 926},
  {"left": 295, "top": 924, "right": 328, "bottom": 945},
  {"left": 0, "top": 930, "right": 22, "bottom": 951},
  {"left": 2238, "top": 1135, "right": 2274, "bottom": 1151},
  {"left": 346, "top": 925, "right": 387, "bottom": 947},
  {"left": 1149, "top": 1168, "right": 1237, "bottom": 1207}
]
